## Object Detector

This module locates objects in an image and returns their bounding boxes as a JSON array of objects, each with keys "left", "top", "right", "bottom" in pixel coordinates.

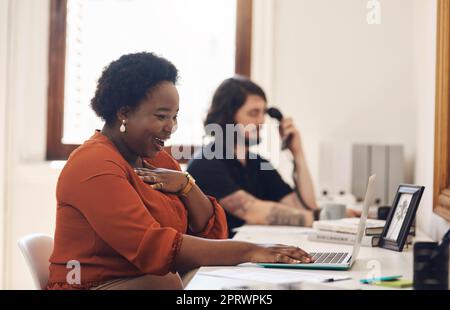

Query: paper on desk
[
  {"left": 223, "top": 282, "right": 350, "bottom": 290},
  {"left": 232, "top": 225, "right": 313, "bottom": 235},
  {"left": 197, "top": 267, "right": 349, "bottom": 284}
]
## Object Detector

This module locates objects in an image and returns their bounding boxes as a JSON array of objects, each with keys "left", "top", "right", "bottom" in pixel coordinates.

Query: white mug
[{"left": 319, "top": 203, "right": 347, "bottom": 220}]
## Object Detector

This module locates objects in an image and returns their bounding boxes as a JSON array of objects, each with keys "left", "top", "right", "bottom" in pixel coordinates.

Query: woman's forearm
[
  {"left": 180, "top": 184, "right": 214, "bottom": 233},
  {"left": 173, "top": 234, "right": 255, "bottom": 273},
  {"left": 173, "top": 234, "right": 313, "bottom": 274}
]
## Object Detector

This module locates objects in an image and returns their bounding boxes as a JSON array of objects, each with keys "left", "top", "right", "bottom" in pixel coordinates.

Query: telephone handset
[{"left": 266, "top": 107, "right": 293, "bottom": 150}]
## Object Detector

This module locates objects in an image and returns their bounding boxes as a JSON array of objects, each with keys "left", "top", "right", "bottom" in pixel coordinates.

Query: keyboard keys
[
  {"left": 310, "top": 252, "right": 348, "bottom": 264},
  {"left": 315, "top": 253, "right": 328, "bottom": 263},
  {"left": 330, "top": 253, "right": 344, "bottom": 264},
  {"left": 338, "top": 254, "right": 349, "bottom": 263},
  {"left": 323, "top": 253, "right": 336, "bottom": 263}
]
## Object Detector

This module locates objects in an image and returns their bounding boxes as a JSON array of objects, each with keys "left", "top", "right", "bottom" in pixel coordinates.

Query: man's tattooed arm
[
  {"left": 219, "top": 190, "right": 313, "bottom": 226},
  {"left": 265, "top": 205, "right": 307, "bottom": 226}
]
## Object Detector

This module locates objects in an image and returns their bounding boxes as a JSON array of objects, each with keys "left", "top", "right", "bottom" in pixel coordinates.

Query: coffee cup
[{"left": 319, "top": 203, "right": 347, "bottom": 220}]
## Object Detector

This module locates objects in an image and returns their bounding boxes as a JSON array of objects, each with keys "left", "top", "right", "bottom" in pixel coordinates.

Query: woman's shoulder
[{"left": 63, "top": 133, "right": 129, "bottom": 176}]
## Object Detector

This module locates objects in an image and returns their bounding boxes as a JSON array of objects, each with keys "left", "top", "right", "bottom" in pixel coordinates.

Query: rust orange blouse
[{"left": 47, "top": 131, "right": 228, "bottom": 290}]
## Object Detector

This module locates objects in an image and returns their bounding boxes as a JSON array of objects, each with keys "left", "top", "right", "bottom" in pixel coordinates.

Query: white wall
[
  {"left": 1, "top": 0, "right": 61, "bottom": 289},
  {"left": 252, "top": 0, "right": 448, "bottom": 239},
  {"left": 254, "top": 0, "right": 416, "bottom": 196},
  {"left": 0, "top": 0, "right": 10, "bottom": 290},
  {"left": 412, "top": 0, "right": 450, "bottom": 240}
]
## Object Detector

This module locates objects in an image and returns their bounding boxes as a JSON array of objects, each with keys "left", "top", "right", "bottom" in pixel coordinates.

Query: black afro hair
[{"left": 91, "top": 52, "right": 179, "bottom": 124}]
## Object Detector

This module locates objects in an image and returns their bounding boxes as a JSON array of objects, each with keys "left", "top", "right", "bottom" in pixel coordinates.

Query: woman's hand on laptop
[{"left": 247, "top": 244, "right": 312, "bottom": 264}]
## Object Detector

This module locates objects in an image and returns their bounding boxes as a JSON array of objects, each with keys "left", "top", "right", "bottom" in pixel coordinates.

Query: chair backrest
[{"left": 17, "top": 233, "right": 54, "bottom": 290}]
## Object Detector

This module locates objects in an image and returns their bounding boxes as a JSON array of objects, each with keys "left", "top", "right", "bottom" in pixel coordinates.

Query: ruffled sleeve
[
  {"left": 146, "top": 151, "right": 228, "bottom": 239},
  {"left": 192, "top": 196, "right": 228, "bottom": 239}
]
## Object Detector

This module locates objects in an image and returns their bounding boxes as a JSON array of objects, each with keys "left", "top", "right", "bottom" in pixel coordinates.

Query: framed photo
[{"left": 379, "top": 185, "right": 425, "bottom": 252}]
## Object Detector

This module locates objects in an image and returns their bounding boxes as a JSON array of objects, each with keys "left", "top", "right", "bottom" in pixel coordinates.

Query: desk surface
[{"left": 186, "top": 226, "right": 432, "bottom": 290}]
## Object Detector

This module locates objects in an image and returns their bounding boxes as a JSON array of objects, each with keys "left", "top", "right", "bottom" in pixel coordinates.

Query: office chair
[{"left": 17, "top": 233, "right": 53, "bottom": 290}]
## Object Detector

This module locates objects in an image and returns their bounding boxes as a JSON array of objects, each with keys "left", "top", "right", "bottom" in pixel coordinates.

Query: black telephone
[
  {"left": 266, "top": 107, "right": 313, "bottom": 211},
  {"left": 266, "top": 107, "right": 293, "bottom": 150}
]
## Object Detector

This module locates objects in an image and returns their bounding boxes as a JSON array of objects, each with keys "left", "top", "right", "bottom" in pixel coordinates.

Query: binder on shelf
[
  {"left": 370, "top": 145, "right": 387, "bottom": 205},
  {"left": 351, "top": 145, "right": 370, "bottom": 202},
  {"left": 352, "top": 144, "right": 405, "bottom": 205}
]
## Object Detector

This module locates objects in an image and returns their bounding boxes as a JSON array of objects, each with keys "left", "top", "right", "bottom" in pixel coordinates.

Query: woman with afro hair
[{"left": 47, "top": 52, "right": 312, "bottom": 290}]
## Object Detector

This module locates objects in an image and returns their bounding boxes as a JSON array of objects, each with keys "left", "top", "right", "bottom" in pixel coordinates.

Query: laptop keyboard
[{"left": 309, "top": 252, "right": 348, "bottom": 264}]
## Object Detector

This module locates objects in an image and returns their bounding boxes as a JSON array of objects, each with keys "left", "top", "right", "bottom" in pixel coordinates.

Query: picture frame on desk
[{"left": 379, "top": 185, "right": 425, "bottom": 252}]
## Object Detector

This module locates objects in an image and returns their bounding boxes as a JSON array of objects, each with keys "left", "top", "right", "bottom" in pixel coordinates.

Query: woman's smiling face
[{"left": 122, "top": 81, "right": 179, "bottom": 158}]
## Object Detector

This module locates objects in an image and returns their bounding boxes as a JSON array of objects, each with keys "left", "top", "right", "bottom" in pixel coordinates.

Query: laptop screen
[{"left": 349, "top": 174, "right": 376, "bottom": 264}]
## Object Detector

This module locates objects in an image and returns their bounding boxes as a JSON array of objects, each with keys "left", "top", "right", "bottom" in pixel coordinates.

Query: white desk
[{"left": 186, "top": 226, "right": 432, "bottom": 290}]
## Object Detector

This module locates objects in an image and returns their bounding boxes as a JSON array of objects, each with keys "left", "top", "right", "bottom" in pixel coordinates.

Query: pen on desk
[
  {"left": 323, "top": 277, "right": 352, "bottom": 283},
  {"left": 360, "top": 275, "right": 402, "bottom": 284}
]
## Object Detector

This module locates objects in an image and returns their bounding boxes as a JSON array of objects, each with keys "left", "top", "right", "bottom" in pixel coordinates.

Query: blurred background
[{"left": 0, "top": 0, "right": 448, "bottom": 289}]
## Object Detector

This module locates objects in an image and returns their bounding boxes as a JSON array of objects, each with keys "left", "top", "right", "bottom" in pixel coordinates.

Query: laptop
[{"left": 258, "top": 174, "right": 376, "bottom": 271}]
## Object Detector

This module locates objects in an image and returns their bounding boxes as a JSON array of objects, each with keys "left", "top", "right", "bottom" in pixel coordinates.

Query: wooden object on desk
[{"left": 434, "top": 0, "right": 450, "bottom": 222}]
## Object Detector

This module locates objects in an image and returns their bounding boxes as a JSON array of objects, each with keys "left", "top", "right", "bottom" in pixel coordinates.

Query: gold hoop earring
[{"left": 120, "top": 119, "right": 127, "bottom": 133}]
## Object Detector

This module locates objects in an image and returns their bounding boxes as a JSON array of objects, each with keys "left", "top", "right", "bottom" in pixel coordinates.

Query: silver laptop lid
[{"left": 349, "top": 174, "right": 376, "bottom": 265}]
